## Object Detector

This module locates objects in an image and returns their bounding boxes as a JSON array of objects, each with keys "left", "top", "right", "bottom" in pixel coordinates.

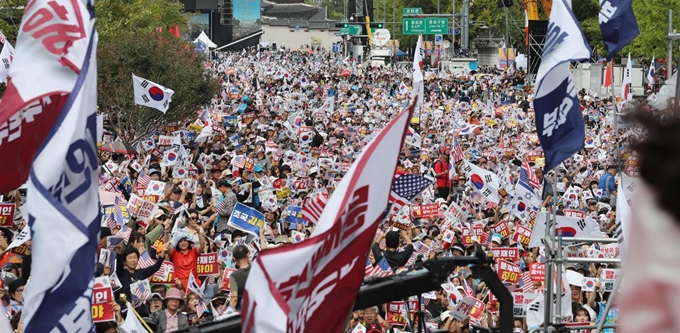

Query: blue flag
[
  {"left": 598, "top": 0, "right": 639, "bottom": 60},
  {"left": 285, "top": 206, "right": 306, "bottom": 225},
  {"left": 534, "top": 0, "right": 591, "bottom": 172},
  {"left": 226, "top": 203, "right": 266, "bottom": 236},
  {"left": 20, "top": 1, "right": 100, "bottom": 332},
  {"left": 196, "top": 38, "right": 208, "bottom": 54}
]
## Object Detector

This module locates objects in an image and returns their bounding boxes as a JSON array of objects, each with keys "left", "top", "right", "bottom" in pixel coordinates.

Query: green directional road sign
[
  {"left": 402, "top": 17, "right": 450, "bottom": 35},
  {"left": 403, "top": 7, "right": 422, "bottom": 15},
  {"left": 340, "top": 25, "right": 362, "bottom": 35},
  {"left": 402, "top": 18, "right": 426, "bottom": 34}
]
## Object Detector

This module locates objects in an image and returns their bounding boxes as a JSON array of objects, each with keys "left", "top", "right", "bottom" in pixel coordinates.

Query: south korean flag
[{"left": 509, "top": 181, "right": 541, "bottom": 222}]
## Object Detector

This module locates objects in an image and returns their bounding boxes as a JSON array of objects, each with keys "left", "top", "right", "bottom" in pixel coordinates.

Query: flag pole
[{"left": 120, "top": 295, "right": 154, "bottom": 333}]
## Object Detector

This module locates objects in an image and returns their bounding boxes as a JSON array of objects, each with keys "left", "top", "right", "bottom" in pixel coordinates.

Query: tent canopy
[{"left": 196, "top": 31, "right": 217, "bottom": 48}]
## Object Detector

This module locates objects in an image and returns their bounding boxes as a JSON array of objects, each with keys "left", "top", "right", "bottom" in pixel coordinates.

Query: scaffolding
[
  {"left": 220, "top": 0, "right": 233, "bottom": 25},
  {"left": 538, "top": 194, "right": 622, "bottom": 332},
  {"left": 527, "top": 20, "right": 548, "bottom": 85}
]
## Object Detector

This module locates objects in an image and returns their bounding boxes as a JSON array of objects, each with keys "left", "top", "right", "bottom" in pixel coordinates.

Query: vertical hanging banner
[
  {"left": 533, "top": 0, "right": 591, "bottom": 172},
  {"left": 15, "top": 1, "right": 102, "bottom": 333}
]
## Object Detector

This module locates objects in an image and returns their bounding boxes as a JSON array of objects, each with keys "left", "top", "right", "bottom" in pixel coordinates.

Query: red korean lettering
[{"left": 23, "top": 1, "right": 85, "bottom": 56}]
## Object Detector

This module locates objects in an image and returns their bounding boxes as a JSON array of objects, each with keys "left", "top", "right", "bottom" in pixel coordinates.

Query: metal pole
[
  {"left": 542, "top": 209, "right": 553, "bottom": 331},
  {"left": 668, "top": 9, "right": 673, "bottom": 80},
  {"left": 438, "top": 0, "right": 440, "bottom": 14},
  {"left": 554, "top": 230, "right": 563, "bottom": 325},
  {"left": 595, "top": 273, "right": 623, "bottom": 333},
  {"left": 462, "top": 0, "right": 469, "bottom": 53},
  {"left": 452, "top": 0, "right": 456, "bottom": 56},
  {"left": 505, "top": 7, "right": 511, "bottom": 68}
]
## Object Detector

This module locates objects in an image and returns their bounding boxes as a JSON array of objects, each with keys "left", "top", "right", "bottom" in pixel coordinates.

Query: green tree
[
  {"left": 0, "top": 0, "right": 26, "bottom": 43},
  {"left": 95, "top": 0, "right": 189, "bottom": 43},
  {"left": 98, "top": 31, "right": 219, "bottom": 143}
]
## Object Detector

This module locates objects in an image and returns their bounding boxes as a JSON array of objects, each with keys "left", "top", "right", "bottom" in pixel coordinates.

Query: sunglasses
[{"left": 213, "top": 300, "right": 226, "bottom": 307}]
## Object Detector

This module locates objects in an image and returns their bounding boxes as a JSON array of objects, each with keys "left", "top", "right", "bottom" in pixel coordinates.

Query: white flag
[
  {"left": 509, "top": 181, "right": 541, "bottom": 222},
  {"left": 21, "top": 2, "right": 100, "bottom": 331},
  {"left": 313, "top": 96, "right": 335, "bottom": 115},
  {"left": 119, "top": 303, "right": 148, "bottom": 333},
  {"left": 529, "top": 214, "right": 604, "bottom": 248},
  {"left": 622, "top": 53, "right": 633, "bottom": 100},
  {"left": 132, "top": 73, "right": 174, "bottom": 114},
  {"left": 410, "top": 35, "right": 425, "bottom": 107},
  {"left": 5, "top": 226, "right": 30, "bottom": 251},
  {"left": 0, "top": 41, "right": 14, "bottom": 84}
]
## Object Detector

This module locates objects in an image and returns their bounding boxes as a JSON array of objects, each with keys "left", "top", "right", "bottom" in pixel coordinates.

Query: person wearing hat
[
  {"left": 215, "top": 179, "right": 238, "bottom": 233},
  {"left": 167, "top": 228, "right": 205, "bottom": 291},
  {"left": 149, "top": 287, "right": 189, "bottom": 333},
  {"left": 115, "top": 246, "right": 167, "bottom": 302},
  {"left": 148, "top": 168, "right": 162, "bottom": 181},
  {"left": 148, "top": 292, "right": 164, "bottom": 314},
  {"left": 208, "top": 292, "right": 231, "bottom": 321},
  {"left": 597, "top": 165, "right": 617, "bottom": 200},
  {"left": 432, "top": 147, "right": 451, "bottom": 200}
]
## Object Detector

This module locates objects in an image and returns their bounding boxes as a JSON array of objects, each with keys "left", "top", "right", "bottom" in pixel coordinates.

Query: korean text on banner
[
  {"left": 20, "top": 2, "right": 101, "bottom": 332},
  {"left": 227, "top": 202, "right": 265, "bottom": 237},
  {"left": 0, "top": 203, "right": 14, "bottom": 227},
  {"left": 196, "top": 253, "right": 219, "bottom": 276},
  {"left": 241, "top": 102, "right": 415, "bottom": 333},
  {"left": 92, "top": 277, "right": 115, "bottom": 323},
  {"left": 285, "top": 206, "right": 306, "bottom": 224}
]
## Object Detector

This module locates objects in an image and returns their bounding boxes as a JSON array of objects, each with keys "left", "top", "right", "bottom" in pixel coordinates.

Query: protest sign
[
  {"left": 491, "top": 247, "right": 519, "bottom": 261},
  {"left": 136, "top": 200, "right": 158, "bottom": 229},
  {"left": 158, "top": 135, "right": 174, "bottom": 146},
  {"left": 385, "top": 300, "right": 418, "bottom": 326},
  {"left": 411, "top": 203, "right": 439, "bottom": 219},
  {"left": 227, "top": 203, "right": 265, "bottom": 237},
  {"left": 529, "top": 262, "right": 545, "bottom": 282},
  {"left": 512, "top": 224, "right": 532, "bottom": 248},
  {"left": 92, "top": 276, "right": 115, "bottom": 323},
  {"left": 468, "top": 298, "right": 486, "bottom": 322},
  {"left": 451, "top": 297, "right": 477, "bottom": 321},
  {"left": 0, "top": 203, "right": 15, "bottom": 227},
  {"left": 196, "top": 253, "right": 219, "bottom": 276},
  {"left": 564, "top": 209, "right": 585, "bottom": 219},
  {"left": 512, "top": 292, "right": 540, "bottom": 317},
  {"left": 600, "top": 268, "right": 620, "bottom": 291},
  {"left": 150, "top": 261, "right": 175, "bottom": 285},
  {"left": 222, "top": 268, "right": 237, "bottom": 291},
  {"left": 497, "top": 260, "right": 521, "bottom": 283},
  {"left": 285, "top": 206, "right": 306, "bottom": 225},
  {"left": 489, "top": 221, "right": 511, "bottom": 239}
]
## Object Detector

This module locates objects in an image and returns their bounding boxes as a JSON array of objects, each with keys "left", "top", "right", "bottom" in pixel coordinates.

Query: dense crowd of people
[{"left": 0, "top": 46, "right": 641, "bottom": 333}]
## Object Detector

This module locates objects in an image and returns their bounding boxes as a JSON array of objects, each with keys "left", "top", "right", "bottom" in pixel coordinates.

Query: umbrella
[
  {"left": 341, "top": 69, "right": 350, "bottom": 77},
  {"left": 99, "top": 141, "right": 137, "bottom": 154}
]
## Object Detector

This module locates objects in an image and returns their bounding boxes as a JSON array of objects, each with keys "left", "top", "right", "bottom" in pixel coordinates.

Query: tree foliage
[
  {"left": 0, "top": 0, "right": 26, "bottom": 43},
  {"left": 98, "top": 31, "right": 219, "bottom": 143},
  {"left": 95, "top": 0, "right": 189, "bottom": 43}
]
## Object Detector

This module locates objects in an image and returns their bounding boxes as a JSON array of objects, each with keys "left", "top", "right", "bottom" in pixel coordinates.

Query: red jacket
[{"left": 433, "top": 158, "right": 451, "bottom": 188}]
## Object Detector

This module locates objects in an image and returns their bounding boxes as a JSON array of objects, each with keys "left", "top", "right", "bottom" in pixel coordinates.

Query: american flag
[
  {"left": 136, "top": 168, "right": 151, "bottom": 189},
  {"left": 1, "top": 299, "right": 11, "bottom": 318},
  {"left": 105, "top": 213, "right": 117, "bottom": 231},
  {"left": 461, "top": 277, "right": 474, "bottom": 297},
  {"left": 520, "top": 272, "right": 533, "bottom": 293},
  {"left": 131, "top": 280, "right": 151, "bottom": 304},
  {"left": 520, "top": 159, "right": 540, "bottom": 189},
  {"left": 196, "top": 298, "right": 209, "bottom": 318},
  {"left": 118, "top": 225, "right": 132, "bottom": 243},
  {"left": 215, "top": 197, "right": 228, "bottom": 213},
  {"left": 406, "top": 241, "right": 430, "bottom": 266},
  {"left": 137, "top": 250, "right": 156, "bottom": 269},
  {"left": 365, "top": 257, "right": 394, "bottom": 278},
  {"left": 301, "top": 192, "right": 327, "bottom": 224},
  {"left": 451, "top": 135, "right": 465, "bottom": 162},
  {"left": 389, "top": 174, "right": 433, "bottom": 213}
]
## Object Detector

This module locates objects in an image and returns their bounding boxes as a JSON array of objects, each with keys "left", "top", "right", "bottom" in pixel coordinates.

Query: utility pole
[
  {"left": 668, "top": 9, "right": 675, "bottom": 79},
  {"left": 505, "top": 7, "right": 510, "bottom": 67},
  {"left": 452, "top": 0, "right": 456, "bottom": 56},
  {"left": 461, "top": 0, "right": 469, "bottom": 53}
]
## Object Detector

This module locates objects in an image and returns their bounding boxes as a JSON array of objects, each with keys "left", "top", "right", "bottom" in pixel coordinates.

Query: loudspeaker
[
  {"left": 528, "top": 20, "right": 548, "bottom": 76},
  {"left": 272, "top": 43, "right": 277, "bottom": 50}
]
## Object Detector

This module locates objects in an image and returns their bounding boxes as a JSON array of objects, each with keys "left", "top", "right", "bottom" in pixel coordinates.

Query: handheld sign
[
  {"left": 227, "top": 203, "right": 265, "bottom": 237},
  {"left": 0, "top": 203, "right": 15, "bottom": 227},
  {"left": 92, "top": 277, "right": 115, "bottom": 323}
]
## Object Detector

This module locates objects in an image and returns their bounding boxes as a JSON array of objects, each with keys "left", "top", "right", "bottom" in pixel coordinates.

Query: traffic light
[
  {"left": 370, "top": 23, "right": 384, "bottom": 29},
  {"left": 497, "top": 0, "right": 512, "bottom": 7},
  {"left": 335, "top": 22, "right": 350, "bottom": 28}
]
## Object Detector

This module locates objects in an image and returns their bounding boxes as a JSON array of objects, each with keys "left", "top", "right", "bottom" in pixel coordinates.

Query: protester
[{"left": 1, "top": 44, "right": 650, "bottom": 332}]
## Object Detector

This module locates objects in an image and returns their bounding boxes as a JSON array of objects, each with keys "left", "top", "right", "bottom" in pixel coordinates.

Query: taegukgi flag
[
  {"left": 18, "top": 1, "right": 101, "bottom": 332},
  {"left": 533, "top": 0, "right": 591, "bottom": 172},
  {"left": 132, "top": 73, "right": 174, "bottom": 114}
]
